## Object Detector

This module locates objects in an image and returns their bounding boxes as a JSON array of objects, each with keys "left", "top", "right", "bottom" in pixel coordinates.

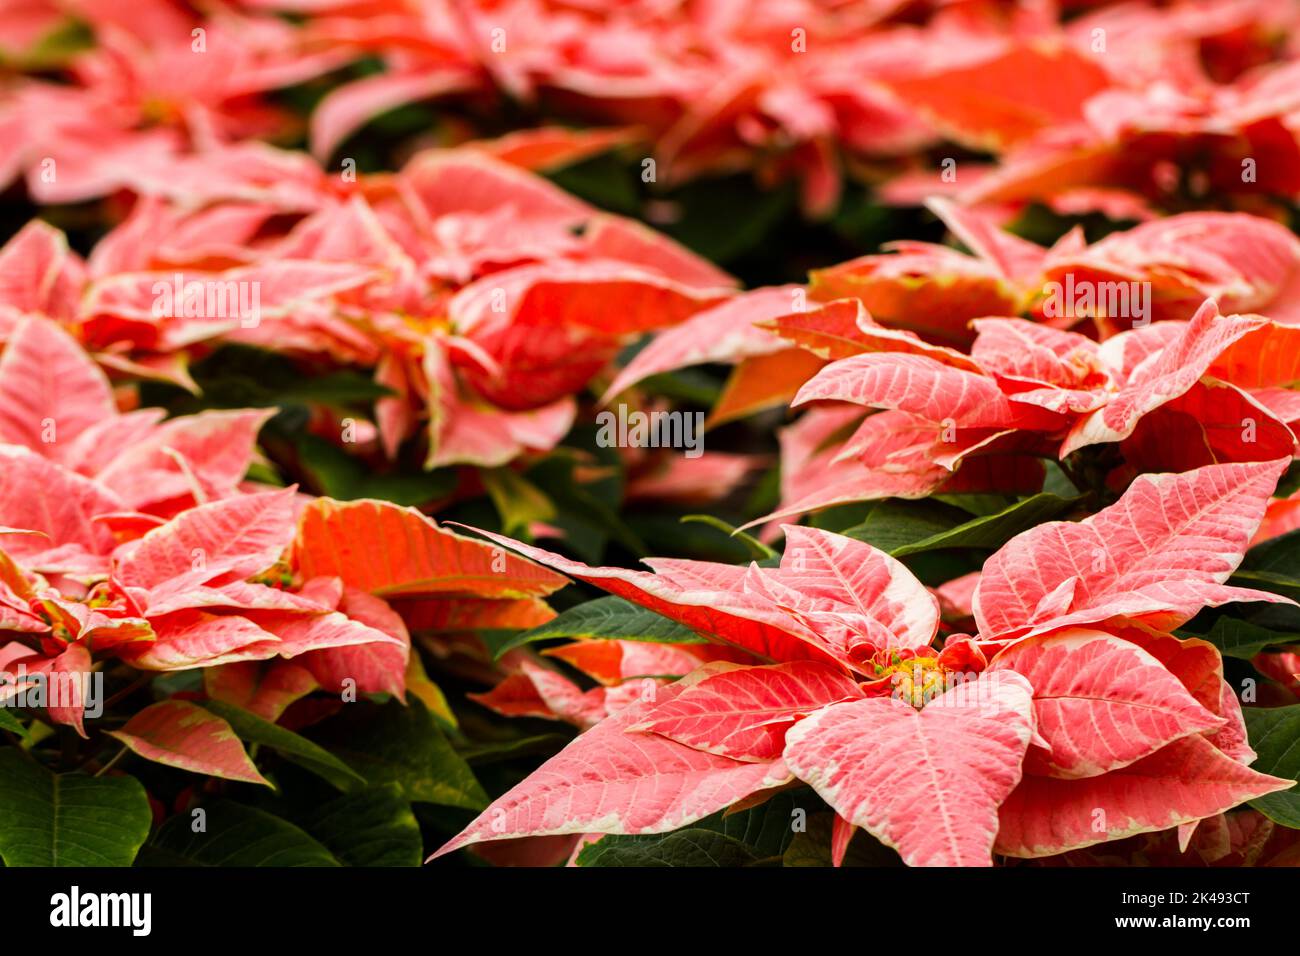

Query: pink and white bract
[{"left": 437, "top": 459, "right": 1294, "bottom": 866}]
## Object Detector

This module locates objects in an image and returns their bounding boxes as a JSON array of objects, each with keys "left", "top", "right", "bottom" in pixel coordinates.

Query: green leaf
[
  {"left": 842, "top": 498, "right": 971, "bottom": 553},
  {"left": 714, "top": 790, "right": 806, "bottom": 858},
  {"left": 576, "top": 829, "right": 759, "bottom": 867},
  {"left": 149, "top": 800, "right": 340, "bottom": 866},
  {"left": 495, "top": 596, "right": 706, "bottom": 658},
  {"left": 0, "top": 709, "right": 25, "bottom": 736},
  {"left": 1041, "top": 460, "right": 1082, "bottom": 498},
  {"left": 275, "top": 370, "right": 393, "bottom": 405},
  {"left": 635, "top": 368, "right": 723, "bottom": 407},
  {"left": 745, "top": 464, "right": 781, "bottom": 521},
  {"left": 146, "top": 345, "right": 391, "bottom": 412},
  {"left": 1243, "top": 705, "right": 1300, "bottom": 828},
  {"left": 807, "top": 501, "right": 875, "bottom": 533},
  {"left": 1230, "top": 523, "right": 1300, "bottom": 603},
  {"left": 1274, "top": 461, "right": 1300, "bottom": 500},
  {"left": 291, "top": 433, "right": 455, "bottom": 505},
  {"left": 782, "top": 812, "right": 904, "bottom": 867},
  {"left": 9, "top": 19, "right": 94, "bottom": 70},
  {"left": 355, "top": 471, "right": 458, "bottom": 506},
  {"left": 931, "top": 493, "right": 1018, "bottom": 517},
  {"left": 199, "top": 700, "right": 367, "bottom": 792},
  {"left": 663, "top": 176, "right": 796, "bottom": 265},
  {"left": 459, "top": 733, "right": 572, "bottom": 766},
  {"left": 19, "top": 720, "right": 53, "bottom": 751},
  {"left": 482, "top": 467, "right": 556, "bottom": 535},
  {"left": 627, "top": 512, "right": 758, "bottom": 564},
  {"left": 528, "top": 448, "right": 643, "bottom": 560},
  {"left": 546, "top": 151, "right": 641, "bottom": 215},
  {"left": 891, "top": 493, "right": 1081, "bottom": 557},
  {"left": 309, "top": 698, "right": 488, "bottom": 810},
  {"left": 0, "top": 748, "right": 151, "bottom": 866},
  {"left": 406, "top": 653, "right": 458, "bottom": 730},
  {"left": 1227, "top": 570, "right": 1300, "bottom": 602},
  {"left": 579, "top": 791, "right": 811, "bottom": 865},
  {"left": 1243, "top": 529, "right": 1300, "bottom": 574},
  {"left": 681, "top": 514, "right": 776, "bottom": 560},
  {"left": 1201, "top": 617, "right": 1300, "bottom": 660},
  {"left": 1007, "top": 202, "right": 1138, "bottom": 247},
  {"left": 293, "top": 785, "right": 422, "bottom": 866},
  {"left": 474, "top": 628, "right": 529, "bottom": 659}
]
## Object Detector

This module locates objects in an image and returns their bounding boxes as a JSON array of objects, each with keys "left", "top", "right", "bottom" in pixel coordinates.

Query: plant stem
[{"left": 94, "top": 745, "right": 129, "bottom": 777}]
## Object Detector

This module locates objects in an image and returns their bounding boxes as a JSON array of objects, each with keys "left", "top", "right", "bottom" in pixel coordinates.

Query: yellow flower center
[
  {"left": 140, "top": 97, "right": 181, "bottom": 125},
  {"left": 874, "top": 655, "right": 951, "bottom": 710},
  {"left": 404, "top": 313, "right": 452, "bottom": 337}
]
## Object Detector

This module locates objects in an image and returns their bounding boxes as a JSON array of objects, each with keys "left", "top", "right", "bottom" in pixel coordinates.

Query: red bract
[
  {"left": 1, "top": 468, "right": 566, "bottom": 747},
  {"left": 601, "top": 206, "right": 1300, "bottom": 488},
  {"left": 869, "top": 18, "right": 1300, "bottom": 217},
  {"left": 820, "top": 204, "right": 1300, "bottom": 339},
  {"left": 436, "top": 458, "right": 1295, "bottom": 865},
  {"left": 0, "top": 314, "right": 569, "bottom": 758},
  {"left": 958, "top": 58, "right": 1300, "bottom": 217},
  {"left": 607, "top": 205, "right": 1300, "bottom": 387},
  {"left": 297, "top": 0, "right": 945, "bottom": 213},
  {"left": 0, "top": 2, "right": 351, "bottom": 203},
  {"left": 277, "top": 0, "right": 1168, "bottom": 215},
  {"left": 0, "top": 147, "right": 732, "bottom": 469},
  {"left": 0, "top": 317, "right": 273, "bottom": 545},
  {"left": 605, "top": 209, "right": 1300, "bottom": 519},
  {"left": 286, "top": 1, "right": 1300, "bottom": 218},
  {"left": 771, "top": 299, "right": 1299, "bottom": 518},
  {"left": 5, "top": 0, "right": 1299, "bottom": 223}
]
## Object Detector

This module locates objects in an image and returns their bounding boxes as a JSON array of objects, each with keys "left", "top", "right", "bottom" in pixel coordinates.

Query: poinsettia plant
[
  {"left": 11, "top": 0, "right": 1299, "bottom": 226},
  {"left": 602, "top": 202, "right": 1300, "bottom": 525},
  {"left": 0, "top": 313, "right": 578, "bottom": 865},
  {"left": 0, "top": 138, "right": 766, "bottom": 566},
  {"left": 435, "top": 457, "right": 1300, "bottom": 866},
  {"left": 1, "top": 0, "right": 1299, "bottom": 876}
]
